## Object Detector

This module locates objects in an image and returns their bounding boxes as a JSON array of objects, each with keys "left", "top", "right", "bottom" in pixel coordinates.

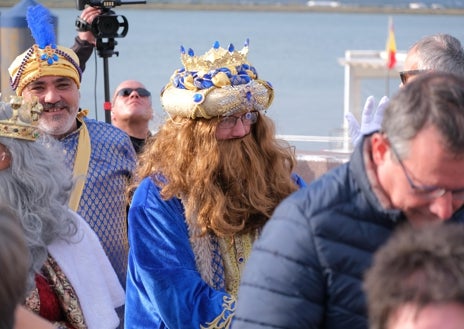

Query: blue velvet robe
[{"left": 125, "top": 174, "right": 305, "bottom": 328}]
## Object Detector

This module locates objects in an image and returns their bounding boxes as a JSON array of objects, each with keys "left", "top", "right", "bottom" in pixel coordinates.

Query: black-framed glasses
[
  {"left": 117, "top": 87, "right": 151, "bottom": 97},
  {"left": 399, "top": 69, "right": 429, "bottom": 85},
  {"left": 389, "top": 142, "right": 464, "bottom": 200},
  {"left": 217, "top": 111, "right": 259, "bottom": 129}
]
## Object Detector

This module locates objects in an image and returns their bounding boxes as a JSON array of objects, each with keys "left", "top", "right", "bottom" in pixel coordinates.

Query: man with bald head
[{"left": 111, "top": 80, "right": 155, "bottom": 154}]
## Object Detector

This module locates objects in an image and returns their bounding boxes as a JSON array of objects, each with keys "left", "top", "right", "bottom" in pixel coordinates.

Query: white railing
[
  {"left": 277, "top": 134, "right": 347, "bottom": 143},
  {"left": 277, "top": 134, "right": 353, "bottom": 155}
]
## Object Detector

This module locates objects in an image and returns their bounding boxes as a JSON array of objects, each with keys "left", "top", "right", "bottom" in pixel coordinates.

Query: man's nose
[
  {"left": 230, "top": 118, "right": 248, "bottom": 137},
  {"left": 130, "top": 90, "right": 140, "bottom": 98},
  {"left": 42, "top": 88, "right": 60, "bottom": 104},
  {"left": 429, "top": 192, "right": 454, "bottom": 221}
]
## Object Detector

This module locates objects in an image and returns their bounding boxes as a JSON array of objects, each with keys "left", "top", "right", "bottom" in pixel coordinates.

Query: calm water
[{"left": 3, "top": 7, "right": 464, "bottom": 149}]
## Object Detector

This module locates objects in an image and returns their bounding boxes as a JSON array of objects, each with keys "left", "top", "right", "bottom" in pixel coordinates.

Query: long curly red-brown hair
[{"left": 129, "top": 112, "right": 299, "bottom": 238}]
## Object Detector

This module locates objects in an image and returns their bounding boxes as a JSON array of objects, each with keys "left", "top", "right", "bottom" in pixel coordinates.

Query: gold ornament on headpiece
[
  {"left": 0, "top": 95, "right": 43, "bottom": 141},
  {"left": 8, "top": 45, "right": 82, "bottom": 96},
  {"left": 7, "top": 4, "right": 82, "bottom": 96},
  {"left": 160, "top": 40, "right": 274, "bottom": 119}
]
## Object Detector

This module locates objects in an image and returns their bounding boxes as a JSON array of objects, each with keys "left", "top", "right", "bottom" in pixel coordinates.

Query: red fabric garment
[
  {"left": 25, "top": 256, "right": 84, "bottom": 329},
  {"left": 35, "top": 274, "right": 65, "bottom": 322}
]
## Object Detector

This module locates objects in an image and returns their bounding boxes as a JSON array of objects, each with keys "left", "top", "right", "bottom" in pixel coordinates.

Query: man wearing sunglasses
[
  {"left": 347, "top": 34, "right": 464, "bottom": 146},
  {"left": 234, "top": 72, "right": 464, "bottom": 329},
  {"left": 111, "top": 80, "right": 154, "bottom": 154}
]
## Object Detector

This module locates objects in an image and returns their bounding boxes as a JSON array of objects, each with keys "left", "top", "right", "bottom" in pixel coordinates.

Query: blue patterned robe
[{"left": 61, "top": 117, "right": 136, "bottom": 287}]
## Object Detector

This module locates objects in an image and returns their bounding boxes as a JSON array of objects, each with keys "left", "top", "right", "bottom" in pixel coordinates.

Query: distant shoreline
[{"left": 2, "top": 2, "right": 464, "bottom": 16}]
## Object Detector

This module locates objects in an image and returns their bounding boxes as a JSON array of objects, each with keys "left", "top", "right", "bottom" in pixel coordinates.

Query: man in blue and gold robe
[{"left": 8, "top": 9, "right": 136, "bottom": 292}]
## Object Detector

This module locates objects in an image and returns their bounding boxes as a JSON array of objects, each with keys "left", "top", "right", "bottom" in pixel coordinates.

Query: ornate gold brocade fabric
[{"left": 24, "top": 255, "right": 87, "bottom": 329}]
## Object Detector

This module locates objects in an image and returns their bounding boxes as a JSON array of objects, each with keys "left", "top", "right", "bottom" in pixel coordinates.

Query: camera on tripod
[{"left": 75, "top": 0, "right": 146, "bottom": 39}]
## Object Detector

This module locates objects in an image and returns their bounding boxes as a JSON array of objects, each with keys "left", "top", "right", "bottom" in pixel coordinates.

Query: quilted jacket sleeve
[{"left": 233, "top": 187, "right": 325, "bottom": 328}]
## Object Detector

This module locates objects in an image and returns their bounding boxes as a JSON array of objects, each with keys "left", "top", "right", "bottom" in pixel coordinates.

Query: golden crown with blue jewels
[
  {"left": 0, "top": 95, "right": 43, "bottom": 141},
  {"left": 181, "top": 40, "right": 250, "bottom": 73},
  {"left": 161, "top": 40, "right": 274, "bottom": 119}
]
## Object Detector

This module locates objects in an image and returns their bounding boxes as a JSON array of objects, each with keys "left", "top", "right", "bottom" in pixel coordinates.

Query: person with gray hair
[
  {"left": 0, "top": 97, "right": 124, "bottom": 329},
  {"left": 400, "top": 33, "right": 464, "bottom": 84},
  {"left": 347, "top": 33, "right": 464, "bottom": 145},
  {"left": 364, "top": 223, "right": 464, "bottom": 329},
  {"left": 233, "top": 72, "right": 464, "bottom": 329}
]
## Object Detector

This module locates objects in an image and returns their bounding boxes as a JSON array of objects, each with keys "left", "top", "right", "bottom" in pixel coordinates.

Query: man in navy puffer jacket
[{"left": 233, "top": 72, "right": 464, "bottom": 329}]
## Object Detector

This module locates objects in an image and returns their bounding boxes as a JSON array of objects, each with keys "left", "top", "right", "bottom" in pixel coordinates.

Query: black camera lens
[{"left": 92, "top": 15, "right": 120, "bottom": 37}]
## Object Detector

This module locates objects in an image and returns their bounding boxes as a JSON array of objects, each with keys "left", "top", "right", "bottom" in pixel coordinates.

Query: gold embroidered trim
[
  {"left": 24, "top": 254, "right": 87, "bottom": 329},
  {"left": 68, "top": 110, "right": 91, "bottom": 211},
  {"left": 200, "top": 295, "right": 236, "bottom": 329}
]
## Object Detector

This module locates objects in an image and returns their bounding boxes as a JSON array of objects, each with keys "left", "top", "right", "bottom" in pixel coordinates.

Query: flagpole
[
  {"left": 385, "top": 16, "right": 390, "bottom": 97},
  {"left": 385, "top": 16, "right": 397, "bottom": 97},
  {"left": 386, "top": 70, "right": 390, "bottom": 97}
]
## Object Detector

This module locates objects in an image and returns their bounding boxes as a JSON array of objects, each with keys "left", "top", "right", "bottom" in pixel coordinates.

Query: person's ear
[{"left": 371, "top": 133, "right": 389, "bottom": 165}]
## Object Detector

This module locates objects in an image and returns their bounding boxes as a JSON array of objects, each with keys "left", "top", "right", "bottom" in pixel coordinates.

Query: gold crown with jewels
[
  {"left": 181, "top": 40, "right": 250, "bottom": 72},
  {"left": 161, "top": 40, "right": 274, "bottom": 119},
  {"left": 0, "top": 95, "right": 43, "bottom": 141}
]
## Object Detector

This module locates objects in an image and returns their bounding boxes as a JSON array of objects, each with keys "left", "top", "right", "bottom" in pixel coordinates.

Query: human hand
[
  {"left": 76, "top": 6, "right": 101, "bottom": 46},
  {"left": 360, "top": 95, "right": 389, "bottom": 135},
  {"left": 345, "top": 95, "right": 389, "bottom": 146}
]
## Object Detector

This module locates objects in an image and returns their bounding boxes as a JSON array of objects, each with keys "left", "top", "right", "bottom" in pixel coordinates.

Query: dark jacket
[
  {"left": 233, "top": 139, "right": 464, "bottom": 329},
  {"left": 71, "top": 36, "right": 94, "bottom": 72}
]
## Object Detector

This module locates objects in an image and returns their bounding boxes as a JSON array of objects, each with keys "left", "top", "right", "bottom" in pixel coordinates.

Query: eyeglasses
[
  {"left": 399, "top": 69, "right": 428, "bottom": 85},
  {"left": 116, "top": 87, "right": 151, "bottom": 97},
  {"left": 389, "top": 142, "right": 464, "bottom": 200},
  {"left": 217, "top": 111, "right": 259, "bottom": 129}
]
